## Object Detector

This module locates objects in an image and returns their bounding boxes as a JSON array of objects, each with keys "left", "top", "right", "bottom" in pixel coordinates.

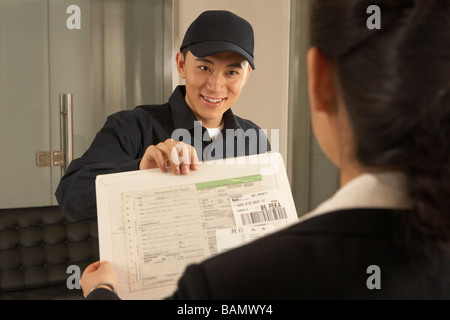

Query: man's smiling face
[{"left": 176, "top": 50, "right": 251, "bottom": 128}]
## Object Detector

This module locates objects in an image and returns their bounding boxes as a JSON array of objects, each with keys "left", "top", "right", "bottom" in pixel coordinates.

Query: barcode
[{"left": 240, "top": 203, "right": 287, "bottom": 226}]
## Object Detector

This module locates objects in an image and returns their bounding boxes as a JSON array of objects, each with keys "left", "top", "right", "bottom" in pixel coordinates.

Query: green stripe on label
[{"left": 196, "top": 175, "right": 263, "bottom": 190}]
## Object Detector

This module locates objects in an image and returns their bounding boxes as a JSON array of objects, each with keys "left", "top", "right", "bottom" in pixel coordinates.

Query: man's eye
[
  {"left": 200, "top": 66, "right": 210, "bottom": 72},
  {"left": 228, "top": 71, "right": 239, "bottom": 76}
]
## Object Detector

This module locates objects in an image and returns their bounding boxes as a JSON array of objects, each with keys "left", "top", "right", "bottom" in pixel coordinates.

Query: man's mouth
[{"left": 202, "top": 95, "right": 226, "bottom": 104}]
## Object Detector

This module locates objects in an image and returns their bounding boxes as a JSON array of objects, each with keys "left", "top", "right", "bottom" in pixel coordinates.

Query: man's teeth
[{"left": 204, "top": 96, "right": 223, "bottom": 103}]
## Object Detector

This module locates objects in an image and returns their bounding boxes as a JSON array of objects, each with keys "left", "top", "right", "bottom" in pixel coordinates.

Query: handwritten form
[{"left": 96, "top": 153, "right": 298, "bottom": 299}]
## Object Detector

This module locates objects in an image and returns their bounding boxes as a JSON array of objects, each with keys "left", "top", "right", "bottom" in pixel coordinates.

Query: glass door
[
  {"left": 0, "top": 0, "right": 172, "bottom": 209},
  {"left": 0, "top": 0, "right": 52, "bottom": 208}
]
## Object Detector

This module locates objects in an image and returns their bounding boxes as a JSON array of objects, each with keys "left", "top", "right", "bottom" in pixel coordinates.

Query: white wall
[{"left": 173, "top": 0, "right": 291, "bottom": 164}]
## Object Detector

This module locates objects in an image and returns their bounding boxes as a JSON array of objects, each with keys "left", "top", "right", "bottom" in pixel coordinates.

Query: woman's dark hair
[{"left": 309, "top": 0, "right": 450, "bottom": 260}]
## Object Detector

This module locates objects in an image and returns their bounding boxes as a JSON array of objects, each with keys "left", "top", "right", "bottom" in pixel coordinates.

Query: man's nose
[{"left": 206, "top": 72, "right": 226, "bottom": 91}]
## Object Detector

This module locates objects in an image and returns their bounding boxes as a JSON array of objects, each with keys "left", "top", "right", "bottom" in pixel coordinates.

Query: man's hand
[{"left": 139, "top": 139, "right": 200, "bottom": 174}]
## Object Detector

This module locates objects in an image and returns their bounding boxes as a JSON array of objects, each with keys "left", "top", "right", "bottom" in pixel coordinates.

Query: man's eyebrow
[
  {"left": 195, "top": 57, "right": 245, "bottom": 69},
  {"left": 227, "top": 62, "right": 245, "bottom": 69},
  {"left": 195, "top": 57, "right": 214, "bottom": 64}
]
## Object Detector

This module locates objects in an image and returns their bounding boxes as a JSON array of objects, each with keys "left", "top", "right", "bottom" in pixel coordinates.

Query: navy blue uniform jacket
[{"left": 55, "top": 86, "right": 270, "bottom": 220}]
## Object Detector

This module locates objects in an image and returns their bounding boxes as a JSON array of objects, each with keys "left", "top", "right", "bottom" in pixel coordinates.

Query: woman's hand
[{"left": 80, "top": 261, "right": 118, "bottom": 298}]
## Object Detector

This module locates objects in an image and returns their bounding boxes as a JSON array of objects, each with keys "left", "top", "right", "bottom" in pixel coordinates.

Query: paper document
[{"left": 96, "top": 152, "right": 298, "bottom": 300}]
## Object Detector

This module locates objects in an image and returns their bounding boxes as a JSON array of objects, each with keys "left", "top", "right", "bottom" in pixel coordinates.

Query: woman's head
[{"left": 308, "top": 0, "right": 450, "bottom": 256}]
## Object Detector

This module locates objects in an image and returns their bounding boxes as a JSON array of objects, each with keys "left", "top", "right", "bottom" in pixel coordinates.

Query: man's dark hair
[{"left": 181, "top": 47, "right": 189, "bottom": 60}]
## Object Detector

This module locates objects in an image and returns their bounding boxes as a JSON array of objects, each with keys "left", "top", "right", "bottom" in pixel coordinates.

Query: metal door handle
[
  {"left": 60, "top": 93, "right": 74, "bottom": 174},
  {"left": 35, "top": 94, "right": 74, "bottom": 170}
]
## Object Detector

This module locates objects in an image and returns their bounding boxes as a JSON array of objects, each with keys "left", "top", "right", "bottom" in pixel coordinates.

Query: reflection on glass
[{"left": 0, "top": 0, "right": 170, "bottom": 209}]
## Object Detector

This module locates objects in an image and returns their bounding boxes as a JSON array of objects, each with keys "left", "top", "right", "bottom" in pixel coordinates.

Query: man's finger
[
  {"left": 169, "top": 145, "right": 182, "bottom": 175},
  {"left": 180, "top": 143, "right": 192, "bottom": 174},
  {"left": 190, "top": 146, "right": 200, "bottom": 170},
  {"left": 152, "top": 147, "right": 169, "bottom": 173}
]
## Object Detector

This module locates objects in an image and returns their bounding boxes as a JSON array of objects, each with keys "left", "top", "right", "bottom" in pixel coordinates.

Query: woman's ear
[
  {"left": 307, "top": 47, "right": 335, "bottom": 113},
  {"left": 307, "top": 47, "right": 343, "bottom": 168},
  {"left": 176, "top": 51, "right": 186, "bottom": 79}
]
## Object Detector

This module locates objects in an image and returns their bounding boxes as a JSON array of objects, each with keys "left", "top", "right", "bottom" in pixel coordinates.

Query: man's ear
[
  {"left": 307, "top": 47, "right": 335, "bottom": 113},
  {"left": 176, "top": 51, "right": 186, "bottom": 79},
  {"left": 244, "top": 64, "right": 251, "bottom": 83}
]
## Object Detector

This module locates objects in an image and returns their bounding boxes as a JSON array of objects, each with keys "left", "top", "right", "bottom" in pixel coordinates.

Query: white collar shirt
[{"left": 299, "top": 171, "right": 413, "bottom": 223}]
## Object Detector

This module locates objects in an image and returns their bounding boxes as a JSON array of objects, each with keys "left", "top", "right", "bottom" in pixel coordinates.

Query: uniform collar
[{"left": 169, "top": 86, "right": 240, "bottom": 131}]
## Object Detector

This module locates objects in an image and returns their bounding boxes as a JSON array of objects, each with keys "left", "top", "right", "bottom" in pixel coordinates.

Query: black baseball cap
[{"left": 180, "top": 10, "right": 255, "bottom": 70}]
